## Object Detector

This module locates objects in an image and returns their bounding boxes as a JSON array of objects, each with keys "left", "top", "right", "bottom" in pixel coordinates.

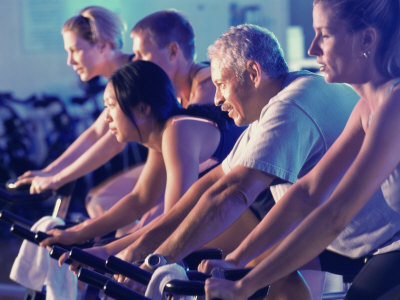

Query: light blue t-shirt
[
  {"left": 222, "top": 71, "right": 400, "bottom": 257},
  {"left": 222, "top": 70, "right": 357, "bottom": 192}
]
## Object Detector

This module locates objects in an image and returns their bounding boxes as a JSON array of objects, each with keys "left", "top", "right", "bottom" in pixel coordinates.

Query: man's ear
[
  {"left": 246, "top": 60, "right": 262, "bottom": 87},
  {"left": 167, "top": 42, "right": 179, "bottom": 61}
]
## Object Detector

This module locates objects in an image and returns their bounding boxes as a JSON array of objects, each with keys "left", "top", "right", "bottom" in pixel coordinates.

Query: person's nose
[
  {"left": 67, "top": 52, "right": 75, "bottom": 66},
  {"left": 308, "top": 35, "right": 321, "bottom": 57},
  {"left": 214, "top": 88, "right": 224, "bottom": 107},
  {"left": 104, "top": 108, "right": 112, "bottom": 123}
]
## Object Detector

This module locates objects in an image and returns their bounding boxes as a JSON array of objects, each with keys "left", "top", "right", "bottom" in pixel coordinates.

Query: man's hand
[
  {"left": 205, "top": 277, "right": 246, "bottom": 300},
  {"left": 198, "top": 258, "right": 238, "bottom": 274}
]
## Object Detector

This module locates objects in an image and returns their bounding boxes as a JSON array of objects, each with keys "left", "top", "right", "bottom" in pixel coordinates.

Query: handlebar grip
[
  {"left": 0, "top": 185, "right": 53, "bottom": 204},
  {"left": 5, "top": 179, "right": 30, "bottom": 192},
  {"left": 10, "top": 223, "right": 37, "bottom": 243},
  {"left": 0, "top": 210, "right": 33, "bottom": 227},
  {"left": 49, "top": 245, "right": 73, "bottom": 265},
  {"left": 182, "top": 248, "right": 223, "bottom": 270},
  {"left": 103, "top": 280, "right": 151, "bottom": 300},
  {"left": 186, "top": 270, "right": 211, "bottom": 281},
  {"left": 69, "top": 247, "right": 108, "bottom": 273},
  {"left": 34, "top": 231, "right": 52, "bottom": 243},
  {"left": 164, "top": 279, "right": 205, "bottom": 296},
  {"left": 77, "top": 267, "right": 109, "bottom": 289},
  {"left": 105, "top": 255, "right": 151, "bottom": 285},
  {"left": 223, "top": 268, "right": 252, "bottom": 280}
]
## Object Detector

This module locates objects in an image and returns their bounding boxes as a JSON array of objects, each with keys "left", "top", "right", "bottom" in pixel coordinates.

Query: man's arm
[
  {"left": 155, "top": 165, "right": 274, "bottom": 263},
  {"left": 220, "top": 101, "right": 367, "bottom": 268}
]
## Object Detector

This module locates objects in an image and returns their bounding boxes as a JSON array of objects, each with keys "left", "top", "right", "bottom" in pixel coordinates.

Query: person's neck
[
  {"left": 102, "top": 52, "right": 132, "bottom": 78},
  {"left": 172, "top": 60, "right": 195, "bottom": 108},
  {"left": 139, "top": 119, "right": 165, "bottom": 152},
  {"left": 260, "top": 73, "right": 287, "bottom": 105},
  {"left": 252, "top": 74, "right": 287, "bottom": 121},
  {"left": 351, "top": 72, "right": 389, "bottom": 110}
]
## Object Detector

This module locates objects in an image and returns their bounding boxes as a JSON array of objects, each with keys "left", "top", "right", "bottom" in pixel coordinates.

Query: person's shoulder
[
  {"left": 192, "top": 63, "right": 212, "bottom": 85},
  {"left": 284, "top": 70, "right": 356, "bottom": 98},
  {"left": 166, "top": 115, "right": 216, "bottom": 131},
  {"left": 385, "top": 79, "right": 400, "bottom": 109},
  {"left": 163, "top": 115, "right": 218, "bottom": 146}
]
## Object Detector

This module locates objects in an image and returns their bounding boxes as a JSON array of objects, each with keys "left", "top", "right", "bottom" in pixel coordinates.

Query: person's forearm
[
  {"left": 45, "top": 111, "right": 109, "bottom": 173},
  {"left": 44, "top": 128, "right": 99, "bottom": 173},
  {"left": 78, "top": 191, "right": 152, "bottom": 241},
  {"left": 157, "top": 185, "right": 249, "bottom": 262},
  {"left": 236, "top": 167, "right": 382, "bottom": 294},
  {"left": 227, "top": 183, "right": 317, "bottom": 267},
  {"left": 53, "top": 131, "right": 125, "bottom": 187},
  {"left": 134, "top": 168, "right": 220, "bottom": 258},
  {"left": 103, "top": 218, "right": 161, "bottom": 255},
  {"left": 156, "top": 166, "right": 274, "bottom": 263},
  {"left": 237, "top": 201, "right": 342, "bottom": 297}
]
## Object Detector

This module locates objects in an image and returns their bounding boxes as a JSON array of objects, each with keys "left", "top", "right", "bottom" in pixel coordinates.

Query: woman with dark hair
[
  {"left": 204, "top": 0, "right": 400, "bottom": 299},
  {"left": 40, "top": 60, "right": 241, "bottom": 248}
]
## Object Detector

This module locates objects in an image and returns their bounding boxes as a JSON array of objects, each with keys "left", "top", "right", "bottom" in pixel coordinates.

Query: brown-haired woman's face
[
  {"left": 63, "top": 30, "right": 106, "bottom": 81},
  {"left": 308, "top": 2, "right": 365, "bottom": 83}
]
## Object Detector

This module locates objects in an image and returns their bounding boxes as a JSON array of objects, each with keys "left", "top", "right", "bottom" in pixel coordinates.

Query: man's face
[
  {"left": 211, "top": 60, "right": 251, "bottom": 126},
  {"left": 131, "top": 30, "right": 174, "bottom": 79}
]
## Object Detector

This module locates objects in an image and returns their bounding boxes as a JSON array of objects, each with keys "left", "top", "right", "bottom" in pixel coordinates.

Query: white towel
[
  {"left": 10, "top": 216, "right": 78, "bottom": 300},
  {"left": 145, "top": 263, "right": 193, "bottom": 300}
]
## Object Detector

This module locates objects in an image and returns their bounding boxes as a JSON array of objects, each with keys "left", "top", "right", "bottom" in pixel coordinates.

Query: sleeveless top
[
  {"left": 377, "top": 78, "right": 400, "bottom": 214},
  {"left": 173, "top": 112, "right": 245, "bottom": 178},
  {"left": 183, "top": 61, "right": 246, "bottom": 177},
  {"left": 327, "top": 78, "right": 400, "bottom": 257}
]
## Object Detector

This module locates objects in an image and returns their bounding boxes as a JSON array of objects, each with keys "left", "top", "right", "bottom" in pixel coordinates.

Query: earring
[{"left": 363, "top": 50, "right": 371, "bottom": 59}]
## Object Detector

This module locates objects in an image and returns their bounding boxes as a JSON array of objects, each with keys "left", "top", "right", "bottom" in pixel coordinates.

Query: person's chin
[
  {"left": 233, "top": 117, "right": 246, "bottom": 127},
  {"left": 79, "top": 73, "right": 92, "bottom": 82},
  {"left": 323, "top": 72, "right": 335, "bottom": 83},
  {"left": 79, "top": 75, "right": 88, "bottom": 82},
  {"left": 116, "top": 136, "right": 125, "bottom": 143}
]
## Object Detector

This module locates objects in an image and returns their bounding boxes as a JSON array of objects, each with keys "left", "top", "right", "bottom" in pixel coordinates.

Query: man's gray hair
[{"left": 208, "top": 24, "right": 288, "bottom": 81}]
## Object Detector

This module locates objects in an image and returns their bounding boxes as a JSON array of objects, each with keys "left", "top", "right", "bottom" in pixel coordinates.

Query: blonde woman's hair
[{"left": 62, "top": 6, "right": 126, "bottom": 49}]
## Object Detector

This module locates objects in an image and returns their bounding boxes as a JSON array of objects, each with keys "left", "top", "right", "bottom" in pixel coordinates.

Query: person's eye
[{"left": 320, "top": 31, "right": 330, "bottom": 39}]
